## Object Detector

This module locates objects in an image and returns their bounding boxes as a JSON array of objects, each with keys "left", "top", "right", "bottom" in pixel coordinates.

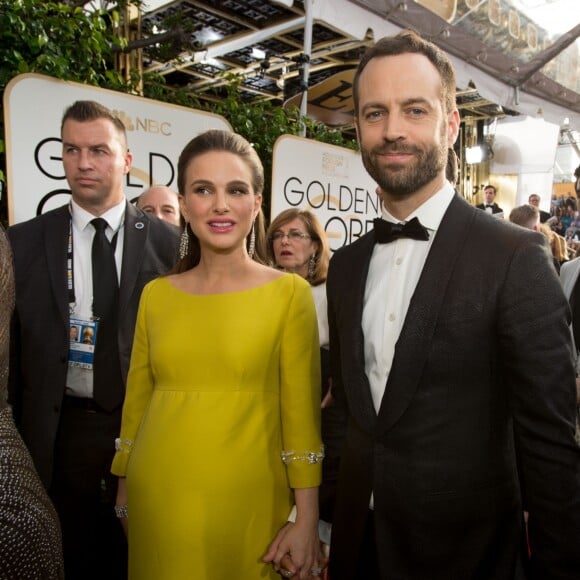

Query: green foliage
[
  {"left": 0, "top": 0, "right": 128, "bottom": 92},
  {"left": 0, "top": 2, "right": 358, "bottom": 224},
  {"left": 0, "top": 0, "right": 133, "bottom": 222}
]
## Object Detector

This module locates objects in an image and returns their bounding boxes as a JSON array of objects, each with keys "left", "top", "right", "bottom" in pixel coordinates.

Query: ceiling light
[{"left": 251, "top": 47, "right": 267, "bottom": 60}]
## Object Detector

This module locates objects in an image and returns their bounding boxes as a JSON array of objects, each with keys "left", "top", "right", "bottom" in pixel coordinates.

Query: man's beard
[{"left": 360, "top": 136, "right": 447, "bottom": 197}]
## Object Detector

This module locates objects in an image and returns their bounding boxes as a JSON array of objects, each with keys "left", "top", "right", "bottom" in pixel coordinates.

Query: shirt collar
[
  {"left": 380, "top": 181, "right": 455, "bottom": 233},
  {"left": 70, "top": 198, "right": 126, "bottom": 233}
]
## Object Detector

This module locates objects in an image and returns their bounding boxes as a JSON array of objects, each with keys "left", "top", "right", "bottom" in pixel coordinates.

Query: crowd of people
[
  {"left": 1, "top": 29, "right": 580, "bottom": 580},
  {"left": 477, "top": 188, "right": 580, "bottom": 270}
]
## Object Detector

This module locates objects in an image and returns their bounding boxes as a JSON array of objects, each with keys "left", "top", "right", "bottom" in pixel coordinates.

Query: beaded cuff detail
[
  {"left": 114, "top": 505, "right": 128, "bottom": 519},
  {"left": 281, "top": 447, "right": 325, "bottom": 465},
  {"left": 114, "top": 438, "right": 133, "bottom": 453}
]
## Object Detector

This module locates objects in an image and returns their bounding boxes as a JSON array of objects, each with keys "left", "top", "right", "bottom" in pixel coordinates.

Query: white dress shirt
[
  {"left": 362, "top": 183, "right": 454, "bottom": 412},
  {"left": 65, "top": 199, "right": 126, "bottom": 398}
]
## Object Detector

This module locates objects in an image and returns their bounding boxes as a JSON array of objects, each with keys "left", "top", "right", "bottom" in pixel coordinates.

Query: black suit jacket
[
  {"left": 323, "top": 195, "right": 580, "bottom": 579},
  {"left": 8, "top": 202, "right": 179, "bottom": 486}
]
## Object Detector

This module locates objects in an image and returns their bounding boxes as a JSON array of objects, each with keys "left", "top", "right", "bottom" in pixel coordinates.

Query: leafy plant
[{"left": 0, "top": 0, "right": 136, "bottom": 223}]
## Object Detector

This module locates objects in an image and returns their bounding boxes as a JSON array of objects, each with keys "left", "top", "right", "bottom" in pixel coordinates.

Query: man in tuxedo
[
  {"left": 8, "top": 100, "right": 179, "bottom": 579},
  {"left": 322, "top": 31, "right": 580, "bottom": 579},
  {"left": 476, "top": 184, "right": 504, "bottom": 217}
]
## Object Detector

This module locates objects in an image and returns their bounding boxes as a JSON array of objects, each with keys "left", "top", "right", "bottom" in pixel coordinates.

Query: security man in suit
[
  {"left": 8, "top": 100, "right": 179, "bottom": 580},
  {"left": 317, "top": 31, "right": 580, "bottom": 580}
]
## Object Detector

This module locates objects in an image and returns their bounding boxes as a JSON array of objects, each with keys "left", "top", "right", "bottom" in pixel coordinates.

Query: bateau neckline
[{"left": 161, "top": 271, "right": 297, "bottom": 297}]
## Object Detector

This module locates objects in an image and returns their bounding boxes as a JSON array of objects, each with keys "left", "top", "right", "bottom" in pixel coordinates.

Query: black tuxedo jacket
[
  {"left": 476, "top": 201, "right": 504, "bottom": 215},
  {"left": 323, "top": 195, "right": 580, "bottom": 579},
  {"left": 8, "top": 202, "right": 179, "bottom": 486}
]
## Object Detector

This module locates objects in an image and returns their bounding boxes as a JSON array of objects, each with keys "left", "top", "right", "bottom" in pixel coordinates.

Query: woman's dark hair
[{"left": 173, "top": 130, "right": 267, "bottom": 272}]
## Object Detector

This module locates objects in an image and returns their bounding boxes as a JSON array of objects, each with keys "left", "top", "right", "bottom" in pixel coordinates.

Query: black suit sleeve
[
  {"left": 499, "top": 233, "right": 580, "bottom": 578},
  {"left": 319, "top": 257, "right": 349, "bottom": 523}
]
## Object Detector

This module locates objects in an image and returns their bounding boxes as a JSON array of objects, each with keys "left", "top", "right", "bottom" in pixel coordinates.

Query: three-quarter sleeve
[{"left": 279, "top": 275, "right": 323, "bottom": 489}]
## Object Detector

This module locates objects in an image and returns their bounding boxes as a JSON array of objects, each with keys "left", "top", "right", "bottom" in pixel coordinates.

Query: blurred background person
[
  {"left": 476, "top": 184, "right": 504, "bottom": 217},
  {"left": 136, "top": 184, "right": 182, "bottom": 227},
  {"left": 267, "top": 208, "right": 331, "bottom": 402},
  {"left": 112, "top": 130, "right": 324, "bottom": 580},
  {"left": 539, "top": 222, "right": 569, "bottom": 272},
  {"left": 0, "top": 225, "right": 64, "bottom": 580},
  {"left": 509, "top": 204, "right": 540, "bottom": 231},
  {"left": 509, "top": 202, "right": 561, "bottom": 272},
  {"left": 527, "top": 194, "right": 551, "bottom": 223}
]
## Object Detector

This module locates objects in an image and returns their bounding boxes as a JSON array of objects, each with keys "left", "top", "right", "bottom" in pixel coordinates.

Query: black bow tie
[
  {"left": 373, "top": 217, "right": 430, "bottom": 244},
  {"left": 485, "top": 204, "right": 494, "bottom": 208}
]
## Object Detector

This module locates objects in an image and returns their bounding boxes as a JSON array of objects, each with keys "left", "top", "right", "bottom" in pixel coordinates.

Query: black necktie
[
  {"left": 373, "top": 217, "right": 430, "bottom": 244},
  {"left": 91, "top": 218, "right": 122, "bottom": 411}
]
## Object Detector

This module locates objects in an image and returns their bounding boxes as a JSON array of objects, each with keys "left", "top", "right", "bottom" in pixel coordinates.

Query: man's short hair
[
  {"left": 509, "top": 204, "right": 539, "bottom": 230},
  {"left": 352, "top": 30, "right": 457, "bottom": 116},
  {"left": 61, "top": 100, "right": 128, "bottom": 146}
]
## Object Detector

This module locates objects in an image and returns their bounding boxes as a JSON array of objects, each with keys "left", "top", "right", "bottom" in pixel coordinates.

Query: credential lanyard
[{"left": 67, "top": 213, "right": 119, "bottom": 314}]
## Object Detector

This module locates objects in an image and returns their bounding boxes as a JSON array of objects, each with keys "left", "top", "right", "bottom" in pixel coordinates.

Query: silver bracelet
[{"left": 114, "top": 504, "right": 128, "bottom": 518}]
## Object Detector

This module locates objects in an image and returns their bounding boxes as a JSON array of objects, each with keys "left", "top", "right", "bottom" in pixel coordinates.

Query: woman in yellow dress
[{"left": 112, "top": 130, "right": 325, "bottom": 579}]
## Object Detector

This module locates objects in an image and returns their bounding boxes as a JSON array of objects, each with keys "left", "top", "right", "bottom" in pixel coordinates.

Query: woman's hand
[
  {"left": 115, "top": 477, "right": 128, "bottom": 537},
  {"left": 263, "top": 521, "right": 328, "bottom": 579}
]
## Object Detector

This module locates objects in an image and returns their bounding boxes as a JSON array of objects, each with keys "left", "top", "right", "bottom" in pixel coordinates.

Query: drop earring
[
  {"left": 248, "top": 220, "right": 256, "bottom": 259},
  {"left": 179, "top": 224, "right": 190, "bottom": 259},
  {"left": 308, "top": 253, "right": 316, "bottom": 280}
]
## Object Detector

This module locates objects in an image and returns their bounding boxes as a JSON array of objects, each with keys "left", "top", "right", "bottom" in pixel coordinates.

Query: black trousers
[{"left": 50, "top": 402, "right": 127, "bottom": 580}]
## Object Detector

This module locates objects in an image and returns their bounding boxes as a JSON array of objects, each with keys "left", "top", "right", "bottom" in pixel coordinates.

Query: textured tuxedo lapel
[
  {"left": 44, "top": 206, "right": 71, "bottom": 328},
  {"left": 118, "top": 203, "right": 148, "bottom": 315},
  {"left": 334, "top": 232, "right": 378, "bottom": 425},
  {"left": 377, "top": 196, "right": 476, "bottom": 433}
]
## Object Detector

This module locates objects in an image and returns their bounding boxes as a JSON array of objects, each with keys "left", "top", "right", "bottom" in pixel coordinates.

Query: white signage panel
[
  {"left": 271, "top": 135, "right": 380, "bottom": 251},
  {"left": 4, "top": 73, "right": 231, "bottom": 224}
]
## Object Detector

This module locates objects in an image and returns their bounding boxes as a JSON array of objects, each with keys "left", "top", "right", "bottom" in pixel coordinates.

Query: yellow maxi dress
[{"left": 111, "top": 274, "right": 322, "bottom": 580}]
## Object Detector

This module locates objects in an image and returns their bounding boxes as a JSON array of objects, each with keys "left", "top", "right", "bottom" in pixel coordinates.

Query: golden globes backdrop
[
  {"left": 3, "top": 73, "right": 231, "bottom": 224},
  {"left": 271, "top": 135, "right": 380, "bottom": 252}
]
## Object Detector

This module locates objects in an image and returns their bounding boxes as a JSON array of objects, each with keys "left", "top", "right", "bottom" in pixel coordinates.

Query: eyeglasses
[{"left": 271, "top": 231, "right": 311, "bottom": 242}]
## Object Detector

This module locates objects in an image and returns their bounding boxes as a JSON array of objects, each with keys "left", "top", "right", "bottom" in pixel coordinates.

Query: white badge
[{"left": 68, "top": 317, "right": 100, "bottom": 370}]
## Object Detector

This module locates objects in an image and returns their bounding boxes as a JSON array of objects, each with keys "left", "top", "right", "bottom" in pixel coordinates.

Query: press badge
[{"left": 68, "top": 317, "right": 99, "bottom": 369}]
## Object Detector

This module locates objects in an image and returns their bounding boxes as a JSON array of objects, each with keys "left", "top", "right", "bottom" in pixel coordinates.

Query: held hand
[
  {"left": 264, "top": 520, "right": 327, "bottom": 579},
  {"left": 115, "top": 477, "right": 128, "bottom": 537},
  {"left": 263, "top": 523, "right": 295, "bottom": 575},
  {"left": 320, "top": 379, "right": 333, "bottom": 409}
]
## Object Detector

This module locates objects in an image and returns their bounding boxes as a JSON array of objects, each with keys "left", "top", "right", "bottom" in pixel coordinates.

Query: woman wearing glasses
[{"left": 267, "top": 209, "right": 331, "bottom": 402}]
